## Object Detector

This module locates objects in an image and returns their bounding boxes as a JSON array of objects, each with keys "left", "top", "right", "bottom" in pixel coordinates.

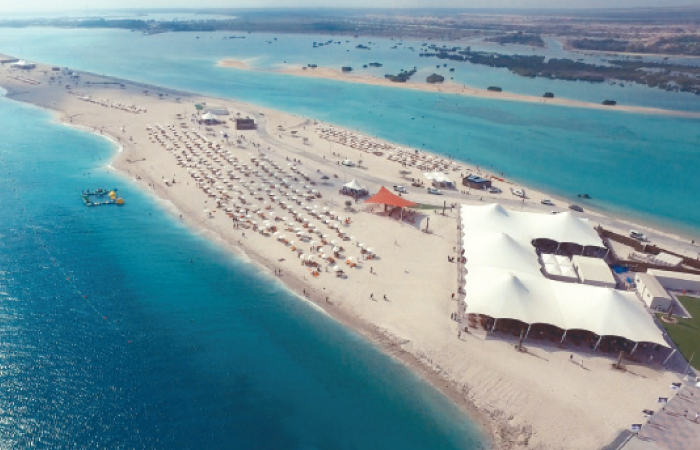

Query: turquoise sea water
[
  {"left": 0, "top": 28, "right": 698, "bottom": 236},
  {"left": 0, "top": 96, "right": 485, "bottom": 447}
]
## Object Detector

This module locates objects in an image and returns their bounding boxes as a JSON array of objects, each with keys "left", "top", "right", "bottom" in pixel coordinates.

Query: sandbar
[{"left": 219, "top": 58, "right": 700, "bottom": 119}]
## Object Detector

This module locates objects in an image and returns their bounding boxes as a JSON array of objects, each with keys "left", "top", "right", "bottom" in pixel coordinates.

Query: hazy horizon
[{"left": 1, "top": 1, "right": 699, "bottom": 15}]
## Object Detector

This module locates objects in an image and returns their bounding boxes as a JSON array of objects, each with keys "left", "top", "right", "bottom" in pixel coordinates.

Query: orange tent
[{"left": 364, "top": 186, "right": 417, "bottom": 208}]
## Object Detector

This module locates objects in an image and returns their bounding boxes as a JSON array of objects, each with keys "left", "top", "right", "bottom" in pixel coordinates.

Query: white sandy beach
[
  {"left": 218, "top": 58, "right": 700, "bottom": 119},
  {"left": 1, "top": 56, "right": 693, "bottom": 450}
]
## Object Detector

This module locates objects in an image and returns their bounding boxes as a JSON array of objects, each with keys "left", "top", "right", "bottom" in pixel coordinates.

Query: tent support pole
[
  {"left": 491, "top": 318, "right": 498, "bottom": 335},
  {"left": 662, "top": 348, "right": 677, "bottom": 366},
  {"left": 630, "top": 342, "right": 639, "bottom": 355},
  {"left": 560, "top": 330, "right": 567, "bottom": 344},
  {"left": 594, "top": 335, "right": 603, "bottom": 351},
  {"left": 525, "top": 324, "right": 532, "bottom": 340}
]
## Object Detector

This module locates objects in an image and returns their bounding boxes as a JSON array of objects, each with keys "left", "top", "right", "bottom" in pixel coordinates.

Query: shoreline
[
  {"left": 218, "top": 58, "right": 700, "bottom": 119},
  {"left": 1, "top": 54, "right": 691, "bottom": 450},
  {"left": 97, "top": 108, "right": 500, "bottom": 446}
]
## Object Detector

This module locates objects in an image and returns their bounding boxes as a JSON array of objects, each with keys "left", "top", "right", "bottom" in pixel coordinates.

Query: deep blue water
[
  {"left": 0, "top": 28, "right": 699, "bottom": 237},
  {"left": 0, "top": 96, "right": 484, "bottom": 448}
]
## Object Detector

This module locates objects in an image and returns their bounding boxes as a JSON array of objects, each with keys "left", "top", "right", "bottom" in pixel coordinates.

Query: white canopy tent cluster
[
  {"left": 424, "top": 171, "right": 454, "bottom": 187},
  {"left": 461, "top": 204, "right": 668, "bottom": 348}
]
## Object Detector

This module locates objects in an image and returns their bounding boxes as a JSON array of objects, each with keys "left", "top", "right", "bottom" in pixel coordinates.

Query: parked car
[
  {"left": 568, "top": 204, "right": 584, "bottom": 212},
  {"left": 541, "top": 199, "right": 554, "bottom": 206},
  {"left": 427, "top": 187, "right": 443, "bottom": 195},
  {"left": 629, "top": 230, "right": 647, "bottom": 241},
  {"left": 393, "top": 185, "right": 408, "bottom": 194},
  {"left": 341, "top": 159, "right": 355, "bottom": 167},
  {"left": 488, "top": 186, "right": 502, "bottom": 194},
  {"left": 511, "top": 188, "right": 526, "bottom": 198}
]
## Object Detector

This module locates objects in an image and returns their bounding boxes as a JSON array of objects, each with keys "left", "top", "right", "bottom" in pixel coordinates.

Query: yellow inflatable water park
[{"left": 82, "top": 188, "right": 125, "bottom": 207}]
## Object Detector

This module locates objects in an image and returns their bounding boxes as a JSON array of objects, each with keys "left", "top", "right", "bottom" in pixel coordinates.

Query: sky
[{"left": 0, "top": 0, "right": 699, "bottom": 14}]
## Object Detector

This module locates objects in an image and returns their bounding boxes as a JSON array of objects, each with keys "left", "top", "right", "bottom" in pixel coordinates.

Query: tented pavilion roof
[
  {"left": 462, "top": 203, "right": 603, "bottom": 248},
  {"left": 201, "top": 112, "right": 218, "bottom": 121},
  {"left": 365, "top": 186, "right": 417, "bottom": 208},
  {"left": 461, "top": 204, "right": 668, "bottom": 347},
  {"left": 343, "top": 179, "right": 367, "bottom": 192}
]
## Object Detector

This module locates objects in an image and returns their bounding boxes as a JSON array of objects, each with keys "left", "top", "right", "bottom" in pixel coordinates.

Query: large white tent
[
  {"left": 461, "top": 204, "right": 668, "bottom": 347},
  {"left": 462, "top": 203, "right": 603, "bottom": 247}
]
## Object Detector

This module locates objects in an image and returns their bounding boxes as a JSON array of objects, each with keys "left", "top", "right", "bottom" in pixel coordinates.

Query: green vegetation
[
  {"left": 486, "top": 32, "right": 545, "bottom": 47},
  {"left": 426, "top": 73, "right": 445, "bottom": 84},
  {"left": 411, "top": 203, "right": 441, "bottom": 210},
  {"left": 571, "top": 35, "right": 700, "bottom": 57},
  {"left": 384, "top": 68, "right": 417, "bottom": 83},
  {"left": 657, "top": 296, "right": 700, "bottom": 370},
  {"left": 419, "top": 45, "right": 700, "bottom": 95}
]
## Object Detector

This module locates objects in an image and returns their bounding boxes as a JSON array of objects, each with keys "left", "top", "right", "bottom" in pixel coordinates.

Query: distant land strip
[{"left": 218, "top": 59, "right": 700, "bottom": 119}]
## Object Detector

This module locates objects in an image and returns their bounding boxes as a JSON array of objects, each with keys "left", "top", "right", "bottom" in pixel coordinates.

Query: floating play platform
[{"left": 82, "top": 188, "right": 125, "bottom": 207}]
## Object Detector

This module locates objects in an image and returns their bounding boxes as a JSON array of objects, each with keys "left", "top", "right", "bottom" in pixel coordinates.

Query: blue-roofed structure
[{"left": 463, "top": 174, "right": 492, "bottom": 189}]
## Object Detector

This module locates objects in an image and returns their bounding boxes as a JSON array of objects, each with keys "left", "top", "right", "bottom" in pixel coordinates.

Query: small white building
[
  {"left": 572, "top": 255, "right": 617, "bottom": 288},
  {"left": 635, "top": 272, "right": 672, "bottom": 311},
  {"left": 647, "top": 269, "right": 700, "bottom": 292},
  {"left": 204, "top": 106, "right": 229, "bottom": 115},
  {"left": 11, "top": 59, "right": 36, "bottom": 70}
]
